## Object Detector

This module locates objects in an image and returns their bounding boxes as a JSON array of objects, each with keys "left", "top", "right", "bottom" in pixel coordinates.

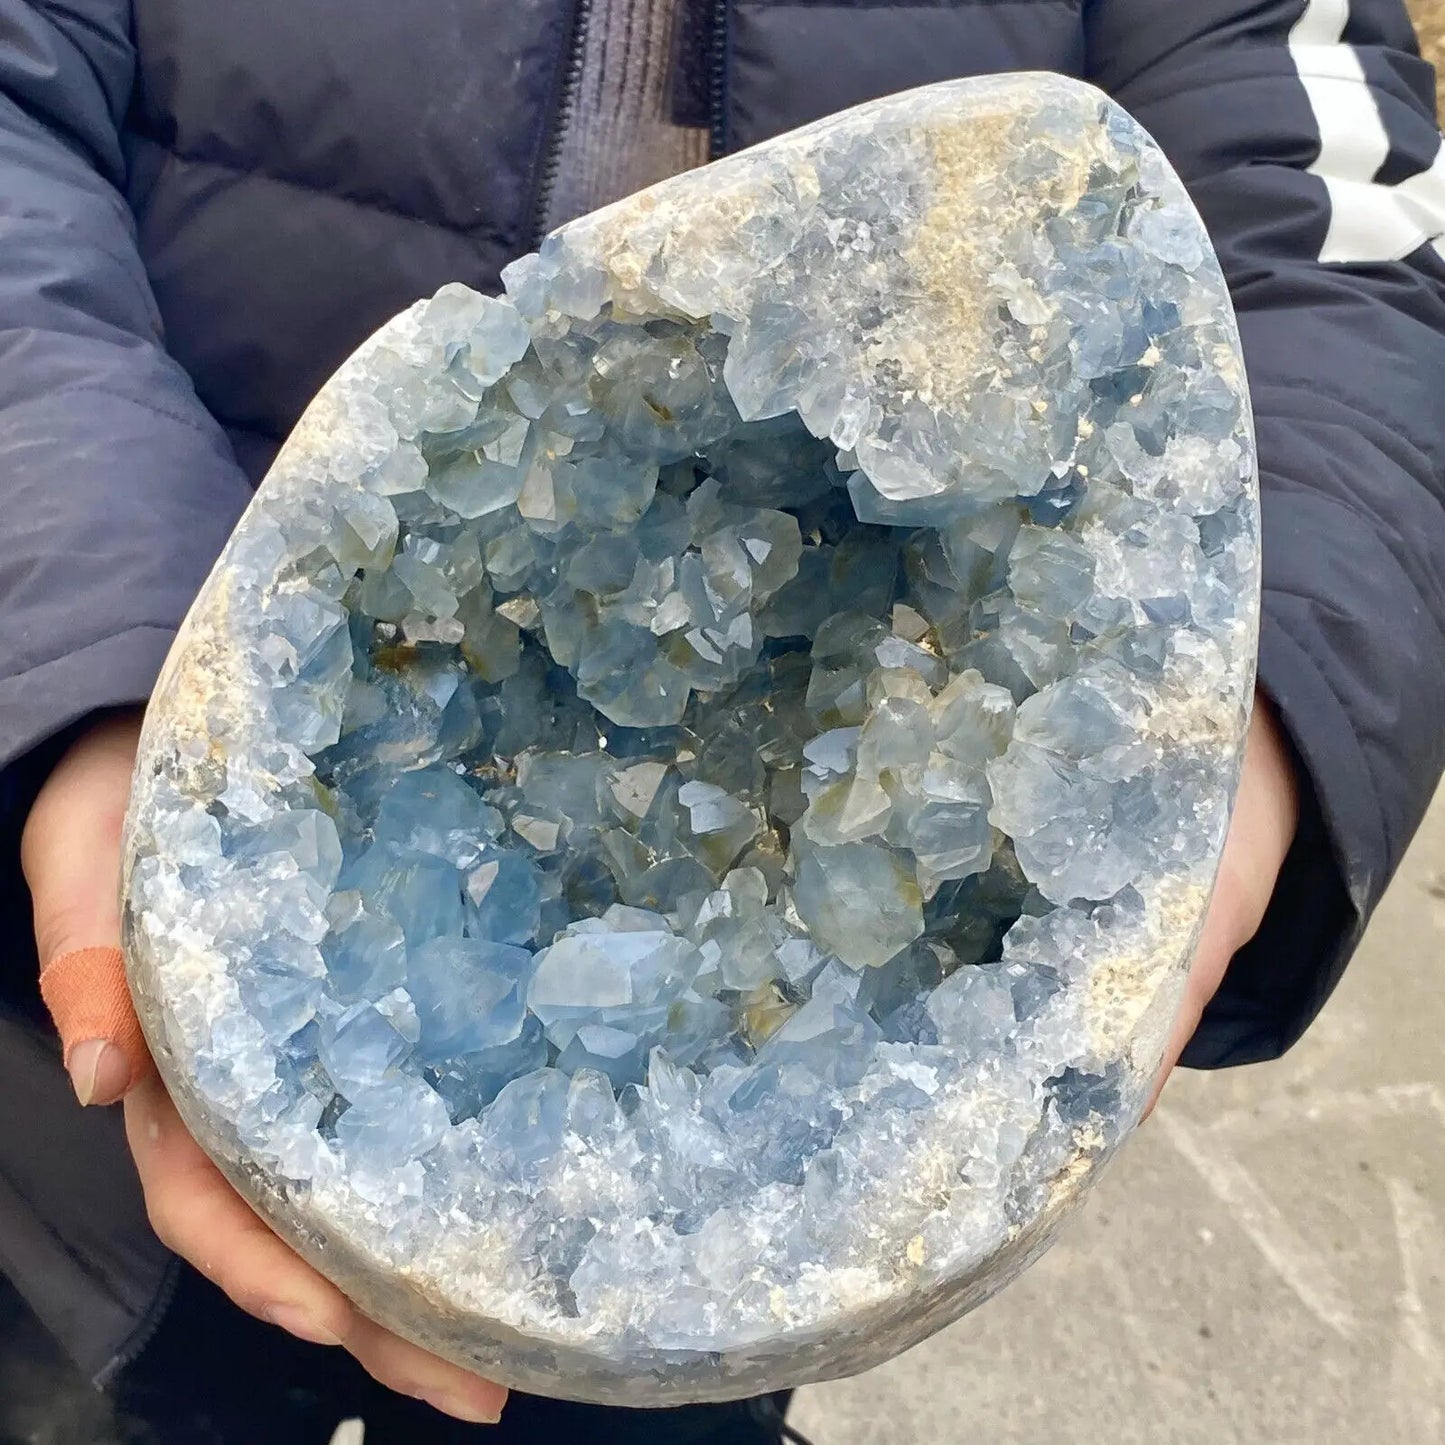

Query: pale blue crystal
[
  {"left": 372, "top": 766, "right": 502, "bottom": 867},
  {"left": 478, "top": 1068, "right": 570, "bottom": 1180},
  {"left": 407, "top": 936, "right": 532, "bottom": 1062},
  {"left": 340, "top": 842, "right": 467, "bottom": 948},
  {"left": 792, "top": 840, "right": 923, "bottom": 968},
  {"left": 464, "top": 849, "right": 543, "bottom": 945},
  {"left": 528, "top": 911, "right": 704, "bottom": 1051},
  {"left": 318, "top": 1002, "right": 411, "bottom": 1098},
  {"left": 232, "top": 808, "right": 343, "bottom": 888},
  {"left": 238, "top": 936, "right": 325, "bottom": 1044},
  {"left": 334, "top": 1076, "right": 451, "bottom": 1165},
  {"left": 425, "top": 1014, "right": 549, "bottom": 1122},
  {"left": 323, "top": 893, "right": 407, "bottom": 999}
]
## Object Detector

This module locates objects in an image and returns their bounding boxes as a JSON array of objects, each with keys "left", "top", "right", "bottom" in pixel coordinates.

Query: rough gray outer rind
[{"left": 122, "top": 74, "right": 1259, "bottom": 1403}]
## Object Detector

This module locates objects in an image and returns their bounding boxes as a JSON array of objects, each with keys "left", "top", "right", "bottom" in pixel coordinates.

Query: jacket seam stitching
[
  {"left": 0, "top": 202, "right": 163, "bottom": 339},
  {"left": 1255, "top": 466, "right": 1445, "bottom": 646},
  {"left": 0, "top": 378, "right": 226, "bottom": 441},
  {"left": 1252, "top": 395, "right": 1445, "bottom": 519},
  {"left": 0, "top": 624, "right": 180, "bottom": 697},
  {"left": 0, "top": 70, "right": 124, "bottom": 188},
  {"left": 130, "top": 134, "right": 514, "bottom": 250}
]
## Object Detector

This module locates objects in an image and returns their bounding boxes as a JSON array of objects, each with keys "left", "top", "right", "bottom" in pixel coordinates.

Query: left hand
[
  {"left": 22, "top": 710, "right": 510, "bottom": 1426},
  {"left": 1144, "top": 692, "right": 1300, "bottom": 1115}
]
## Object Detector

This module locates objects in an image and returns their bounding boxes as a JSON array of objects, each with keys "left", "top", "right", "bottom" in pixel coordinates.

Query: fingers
[
  {"left": 33, "top": 715, "right": 508, "bottom": 1421},
  {"left": 22, "top": 710, "right": 141, "bottom": 966},
  {"left": 1143, "top": 695, "right": 1301, "bottom": 1117},
  {"left": 125, "top": 1073, "right": 508, "bottom": 1423},
  {"left": 343, "top": 1315, "right": 508, "bottom": 1423},
  {"left": 125, "top": 1072, "right": 353, "bottom": 1342},
  {"left": 38, "top": 946, "right": 152, "bottom": 1102},
  {"left": 21, "top": 711, "right": 153, "bottom": 1104},
  {"left": 67, "top": 1035, "right": 135, "bottom": 1106}
]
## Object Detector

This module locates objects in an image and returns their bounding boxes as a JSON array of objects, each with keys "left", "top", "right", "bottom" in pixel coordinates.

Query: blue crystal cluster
[{"left": 124, "top": 76, "right": 1258, "bottom": 1402}]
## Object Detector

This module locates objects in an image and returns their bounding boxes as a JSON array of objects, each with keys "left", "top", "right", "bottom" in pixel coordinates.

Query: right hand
[{"left": 21, "top": 709, "right": 509, "bottom": 1425}]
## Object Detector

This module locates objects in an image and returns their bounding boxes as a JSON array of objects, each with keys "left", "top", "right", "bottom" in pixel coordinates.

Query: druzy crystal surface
[{"left": 123, "top": 76, "right": 1259, "bottom": 1403}]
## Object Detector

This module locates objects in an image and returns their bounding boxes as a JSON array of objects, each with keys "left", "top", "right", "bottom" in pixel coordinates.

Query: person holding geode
[{"left": 0, "top": 1, "right": 1441, "bottom": 1442}]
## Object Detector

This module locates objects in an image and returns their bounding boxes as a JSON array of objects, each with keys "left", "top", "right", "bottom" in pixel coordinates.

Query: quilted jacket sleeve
[
  {"left": 1086, "top": 0, "right": 1445, "bottom": 1064},
  {"left": 0, "top": 1, "right": 252, "bottom": 795}
]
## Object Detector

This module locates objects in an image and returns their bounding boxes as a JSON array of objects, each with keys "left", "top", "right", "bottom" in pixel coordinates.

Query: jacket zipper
[
  {"left": 707, "top": 0, "right": 728, "bottom": 160},
  {"left": 531, "top": 0, "right": 595, "bottom": 248},
  {"left": 93, "top": 1254, "right": 183, "bottom": 1389}
]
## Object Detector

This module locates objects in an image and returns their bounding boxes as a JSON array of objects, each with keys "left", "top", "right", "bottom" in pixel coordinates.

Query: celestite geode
[{"left": 122, "top": 76, "right": 1259, "bottom": 1404}]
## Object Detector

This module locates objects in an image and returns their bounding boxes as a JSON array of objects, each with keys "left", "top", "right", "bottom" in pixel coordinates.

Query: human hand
[
  {"left": 1144, "top": 692, "right": 1300, "bottom": 1115},
  {"left": 21, "top": 710, "right": 509, "bottom": 1425}
]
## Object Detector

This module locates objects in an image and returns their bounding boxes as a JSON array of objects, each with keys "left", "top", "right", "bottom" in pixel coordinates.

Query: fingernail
[
  {"left": 415, "top": 1387, "right": 503, "bottom": 1425},
  {"left": 263, "top": 1303, "right": 343, "bottom": 1346},
  {"left": 68, "top": 1039, "right": 127, "bottom": 1106}
]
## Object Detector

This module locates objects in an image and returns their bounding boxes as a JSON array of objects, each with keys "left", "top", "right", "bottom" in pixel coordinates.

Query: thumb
[{"left": 21, "top": 710, "right": 153, "bottom": 1106}]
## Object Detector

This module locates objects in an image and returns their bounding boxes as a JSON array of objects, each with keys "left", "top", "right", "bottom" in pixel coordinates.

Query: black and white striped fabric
[{"left": 1290, "top": 0, "right": 1445, "bottom": 262}]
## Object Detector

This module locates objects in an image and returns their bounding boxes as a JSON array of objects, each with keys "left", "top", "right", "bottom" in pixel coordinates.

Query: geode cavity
[{"left": 122, "top": 75, "right": 1260, "bottom": 1404}]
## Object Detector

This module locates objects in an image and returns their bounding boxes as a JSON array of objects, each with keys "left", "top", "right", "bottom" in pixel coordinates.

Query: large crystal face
[{"left": 123, "top": 76, "right": 1258, "bottom": 1404}]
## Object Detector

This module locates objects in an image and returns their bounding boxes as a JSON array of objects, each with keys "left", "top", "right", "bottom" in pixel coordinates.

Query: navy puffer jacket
[{"left": 0, "top": 0, "right": 1442, "bottom": 1381}]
